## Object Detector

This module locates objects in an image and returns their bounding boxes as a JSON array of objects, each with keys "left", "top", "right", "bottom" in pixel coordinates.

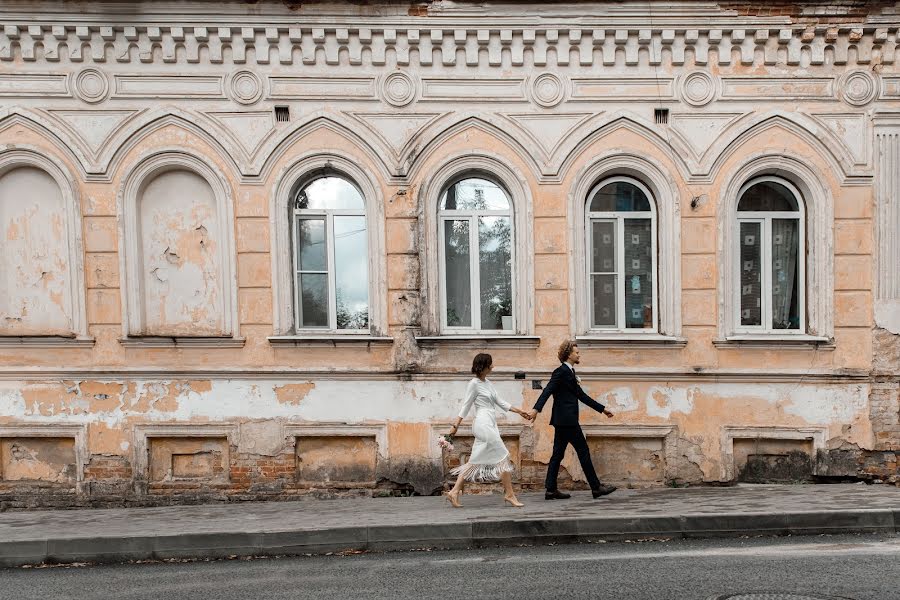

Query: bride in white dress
[{"left": 445, "top": 353, "right": 534, "bottom": 508}]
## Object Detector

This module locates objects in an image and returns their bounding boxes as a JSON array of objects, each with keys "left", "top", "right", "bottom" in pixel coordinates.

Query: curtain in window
[{"left": 770, "top": 219, "right": 800, "bottom": 329}]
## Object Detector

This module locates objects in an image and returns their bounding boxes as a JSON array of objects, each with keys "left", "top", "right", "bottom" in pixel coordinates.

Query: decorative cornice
[
  {"left": 0, "top": 23, "right": 895, "bottom": 69},
  {"left": 0, "top": 367, "right": 873, "bottom": 384}
]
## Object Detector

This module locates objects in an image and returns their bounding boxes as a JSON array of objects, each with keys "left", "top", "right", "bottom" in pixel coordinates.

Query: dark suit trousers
[{"left": 545, "top": 425, "right": 601, "bottom": 491}]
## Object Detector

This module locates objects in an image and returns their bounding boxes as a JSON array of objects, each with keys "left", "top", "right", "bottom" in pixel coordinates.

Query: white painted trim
[
  {"left": 874, "top": 118, "right": 900, "bottom": 333},
  {"left": 718, "top": 154, "right": 834, "bottom": 340},
  {"left": 132, "top": 422, "right": 238, "bottom": 484},
  {"left": 721, "top": 425, "right": 828, "bottom": 481},
  {"left": 0, "top": 423, "right": 88, "bottom": 492},
  {"left": 0, "top": 337, "right": 95, "bottom": 348},
  {"left": 418, "top": 152, "right": 535, "bottom": 336},
  {"left": 269, "top": 151, "right": 387, "bottom": 336},
  {"left": 0, "top": 146, "right": 88, "bottom": 339},
  {"left": 268, "top": 335, "right": 393, "bottom": 348},
  {"left": 584, "top": 176, "right": 659, "bottom": 332},
  {"left": 117, "top": 149, "right": 239, "bottom": 339},
  {"left": 292, "top": 178, "right": 368, "bottom": 332},
  {"left": 568, "top": 152, "right": 681, "bottom": 337},
  {"left": 118, "top": 336, "right": 245, "bottom": 348},
  {"left": 733, "top": 176, "right": 806, "bottom": 334}
]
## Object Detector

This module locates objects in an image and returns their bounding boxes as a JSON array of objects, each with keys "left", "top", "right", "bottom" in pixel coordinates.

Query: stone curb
[{"left": 0, "top": 509, "right": 895, "bottom": 568}]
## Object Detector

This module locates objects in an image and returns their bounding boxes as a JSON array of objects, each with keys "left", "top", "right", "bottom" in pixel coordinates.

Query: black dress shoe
[
  {"left": 592, "top": 484, "right": 617, "bottom": 498},
  {"left": 545, "top": 490, "right": 571, "bottom": 500}
]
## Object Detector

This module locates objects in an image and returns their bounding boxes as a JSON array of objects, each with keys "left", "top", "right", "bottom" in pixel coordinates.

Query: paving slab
[{"left": 0, "top": 484, "right": 896, "bottom": 568}]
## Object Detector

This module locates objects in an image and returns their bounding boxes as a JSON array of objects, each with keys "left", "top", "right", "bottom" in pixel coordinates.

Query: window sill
[
  {"left": 119, "top": 337, "right": 246, "bottom": 349},
  {"left": 575, "top": 334, "right": 687, "bottom": 349},
  {"left": 713, "top": 335, "right": 834, "bottom": 350},
  {"left": 0, "top": 336, "right": 95, "bottom": 349},
  {"left": 415, "top": 335, "right": 541, "bottom": 349},
  {"left": 268, "top": 335, "right": 393, "bottom": 347}
]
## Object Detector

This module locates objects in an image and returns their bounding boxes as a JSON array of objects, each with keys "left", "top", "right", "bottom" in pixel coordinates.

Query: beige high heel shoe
[
  {"left": 504, "top": 495, "right": 524, "bottom": 507},
  {"left": 445, "top": 490, "right": 462, "bottom": 508}
]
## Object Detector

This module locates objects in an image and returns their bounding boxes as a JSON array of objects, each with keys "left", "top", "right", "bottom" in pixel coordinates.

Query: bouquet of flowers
[{"left": 437, "top": 434, "right": 455, "bottom": 452}]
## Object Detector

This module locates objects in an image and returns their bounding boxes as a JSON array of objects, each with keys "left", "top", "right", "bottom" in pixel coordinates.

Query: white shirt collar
[{"left": 564, "top": 361, "right": 576, "bottom": 371}]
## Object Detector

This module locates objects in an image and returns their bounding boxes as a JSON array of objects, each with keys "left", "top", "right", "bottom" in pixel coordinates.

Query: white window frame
[
  {"left": 438, "top": 176, "right": 516, "bottom": 334},
  {"left": 585, "top": 176, "right": 659, "bottom": 333},
  {"left": 733, "top": 176, "right": 806, "bottom": 335},
  {"left": 291, "top": 176, "right": 369, "bottom": 333}
]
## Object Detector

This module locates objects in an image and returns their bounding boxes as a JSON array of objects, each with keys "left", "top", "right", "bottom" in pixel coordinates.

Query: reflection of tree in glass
[
  {"left": 336, "top": 289, "right": 369, "bottom": 330},
  {"left": 479, "top": 216, "right": 512, "bottom": 330},
  {"left": 299, "top": 274, "right": 327, "bottom": 327}
]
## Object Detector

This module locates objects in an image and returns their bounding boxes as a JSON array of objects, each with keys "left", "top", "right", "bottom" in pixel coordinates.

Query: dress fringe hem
[{"left": 449, "top": 455, "right": 515, "bottom": 483}]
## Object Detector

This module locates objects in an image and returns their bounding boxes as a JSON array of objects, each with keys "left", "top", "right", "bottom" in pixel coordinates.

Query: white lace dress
[{"left": 450, "top": 378, "right": 515, "bottom": 483}]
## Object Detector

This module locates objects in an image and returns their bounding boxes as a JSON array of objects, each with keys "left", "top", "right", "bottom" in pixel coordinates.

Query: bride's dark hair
[{"left": 471, "top": 353, "right": 493, "bottom": 376}]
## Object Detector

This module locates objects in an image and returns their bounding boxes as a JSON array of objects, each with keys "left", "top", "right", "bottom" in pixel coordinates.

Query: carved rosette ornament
[
  {"left": 72, "top": 68, "right": 110, "bottom": 104},
  {"left": 228, "top": 70, "right": 264, "bottom": 105},
  {"left": 840, "top": 70, "right": 878, "bottom": 106},
  {"left": 680, "top": 71, "right": 717, "bottom": 107},
  {"left": 530, "top": 72, "right": 566, "bottom": 107},
  {"left": 381, "top": 71, "right": 417, "bottom": 107}
]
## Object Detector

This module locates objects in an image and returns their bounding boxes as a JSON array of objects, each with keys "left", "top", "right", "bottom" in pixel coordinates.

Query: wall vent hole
[
  {"left": 654, "top": 108, "right": 669, "bottom": 125},
  {"left": 275, "top": 106, "right": 291, "bottom": 122}
]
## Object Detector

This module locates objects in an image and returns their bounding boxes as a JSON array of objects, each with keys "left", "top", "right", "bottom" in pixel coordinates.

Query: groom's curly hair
[{"left": 557, "top": 340, "right": 577, "bottom": 363}]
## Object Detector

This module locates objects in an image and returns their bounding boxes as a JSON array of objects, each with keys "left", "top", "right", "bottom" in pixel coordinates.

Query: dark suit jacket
[{"left": 532, "top": 363, "right": 606, "bottom": 427}]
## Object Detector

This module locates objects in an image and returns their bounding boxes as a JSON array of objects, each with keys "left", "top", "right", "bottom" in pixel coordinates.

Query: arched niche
[
  {"left": 0, "top": 149, "right": 86, "bottom": 338},
  {"left": 119, "top": 151, "right": 236, "bottom": 337}
]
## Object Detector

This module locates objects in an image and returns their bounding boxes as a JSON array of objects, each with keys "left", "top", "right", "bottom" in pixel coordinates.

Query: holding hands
[{"left": 512, "top": 407, "right": 535, "bottom": 422}]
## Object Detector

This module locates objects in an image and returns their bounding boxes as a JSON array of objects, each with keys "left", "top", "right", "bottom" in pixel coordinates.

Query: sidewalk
[{"left": 1, "top": 484, "right": 898, "bottom": 568}]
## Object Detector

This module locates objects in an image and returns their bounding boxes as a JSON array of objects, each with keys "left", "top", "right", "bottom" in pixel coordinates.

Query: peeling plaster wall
[
  {"left": 138, "top": 169, "right": 224, "bottom": 336},
  {"left": 0, "top": 167, "right": 72, "bottom": 335},
  {"left": 0, "top": 377, "right": 876, "bottom": 498}
]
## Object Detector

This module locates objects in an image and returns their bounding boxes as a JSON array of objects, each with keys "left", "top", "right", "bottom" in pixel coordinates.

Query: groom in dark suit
[{"left": 529, "top": 340, "right": 616, "bottom": 500}]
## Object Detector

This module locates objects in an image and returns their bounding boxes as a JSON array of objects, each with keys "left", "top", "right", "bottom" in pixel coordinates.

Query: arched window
[
  {"left": 291, "top": 175, "right": 369, "bottom": 330},
  {"left": 438, "top": 177, "right": 514, "bottom": 332},
  {"left": 586, "top": 177, "right": 657, "bottom": 331},
  {"left": 735, "top": 177, "right": 805, "bottom": 332}
]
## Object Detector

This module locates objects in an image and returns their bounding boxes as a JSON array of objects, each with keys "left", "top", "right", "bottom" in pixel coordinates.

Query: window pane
[
  {"left": 440, "top": 178, "right": 510, "bottom": 211},
  {"left": 299, "top": 273, "right": 328, "bottom": 327},
  {"left": 295, "top": 176, "right": 364, "bottom": 210},
  {"left": 624, "top": 219, "right": 653, "bottom": 329},
  {"left": 444, "top": 219, "right": 472, "bottom": 327},
  {"left": 334, "top": 216, "right": 369, "bottom": 330},
  {"left": 478, "top": 216, "right": 513, "bottom": 330},
  {"left": 589, "top": 181, "right": 651, "bottom": 212},
  {"left": 591, "top": 220, "right": 617, "bottom": 273},
  {"left": 739, "top": 221, "right": 762, "bottom": 327},
  {"left": 738, "top": 180, "right": 799, "bottom": 212},
  {"left": 297, "top": 219, "right": 326, "bottom": 271},
  {"left": 591, "top": 274, "right": 617, "bottom": 328},
  {"left": 771, "top": 219, "right": 801, "bottom": 330}
]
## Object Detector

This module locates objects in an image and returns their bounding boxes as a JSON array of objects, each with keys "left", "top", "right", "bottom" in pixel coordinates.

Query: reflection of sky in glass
[
  {"left": 297, "top": 219, "right": 326, "bottom": 271},
  {"left": 440, "top": 178, "right": 510, "bottom": 211},
  {"left": 334, "top": 216, "right": 369, "bottom": 329},
  {"left": 296, "top": 176, "right": 365, "bottom": 210}
]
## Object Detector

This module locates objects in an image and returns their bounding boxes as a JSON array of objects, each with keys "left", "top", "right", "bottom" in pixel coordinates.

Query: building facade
[{"left": 0, "top": 1, "right": 898, "bottom": 507}]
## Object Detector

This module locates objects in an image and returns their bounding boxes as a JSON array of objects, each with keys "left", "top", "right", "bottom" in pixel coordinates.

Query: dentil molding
[{"left": 0, "top": 23, "right": 896, "bottom": 69}]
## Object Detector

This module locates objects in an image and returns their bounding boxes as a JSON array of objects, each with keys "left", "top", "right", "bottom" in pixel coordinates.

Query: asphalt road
[{"left": 2, "top": 533, "right": 897, "bottom": 600}]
